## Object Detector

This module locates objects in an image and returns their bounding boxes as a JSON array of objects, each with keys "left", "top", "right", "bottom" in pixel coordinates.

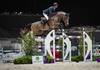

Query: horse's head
[{"left": 56, "top": 11, "right": 70, "bottom": 28}]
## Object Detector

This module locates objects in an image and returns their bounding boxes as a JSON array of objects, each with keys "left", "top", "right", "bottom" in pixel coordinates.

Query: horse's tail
[
  {"left": 24, "top": 23, "right": 32, "bottom": 31},
  {"left": 19, "top": 23, "right": 31, "bottom": 35},
  {"left": 20, "top": 23, "right": 32, "bottom": 35}
]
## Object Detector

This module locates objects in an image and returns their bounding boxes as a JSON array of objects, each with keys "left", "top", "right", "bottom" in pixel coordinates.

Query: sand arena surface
[{"left": 0, "top": 62, "right": 100, "bottom": 70}]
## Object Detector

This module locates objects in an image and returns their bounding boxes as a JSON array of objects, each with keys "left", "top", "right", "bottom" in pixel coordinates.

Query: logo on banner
[{"left": 32, "top": 56, "right": 43, "bottom": 64}]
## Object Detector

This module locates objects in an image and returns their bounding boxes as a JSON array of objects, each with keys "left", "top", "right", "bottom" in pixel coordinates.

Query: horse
[{"left": 24, "top": 11, "right": 70, "bottom": 35}]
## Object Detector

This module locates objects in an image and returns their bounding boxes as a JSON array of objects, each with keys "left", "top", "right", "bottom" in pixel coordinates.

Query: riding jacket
[{"left": 43, "top": 6, "right": 56, "bottom": 16}]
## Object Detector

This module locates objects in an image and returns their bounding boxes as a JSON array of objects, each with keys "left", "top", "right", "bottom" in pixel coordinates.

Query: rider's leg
[
  {"left": 43, "top": 13, "right": 49, "bottom": 20},
  {"left": 41, "top": 13, "right": 49, "bottom": 24}
]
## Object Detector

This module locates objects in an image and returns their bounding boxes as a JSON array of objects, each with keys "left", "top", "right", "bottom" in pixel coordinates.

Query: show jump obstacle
[{"left": 44, "top": 28, "right": 92, "bottom": 62}]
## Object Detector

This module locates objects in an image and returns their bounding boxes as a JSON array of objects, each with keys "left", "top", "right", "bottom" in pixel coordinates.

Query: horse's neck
[
  {"left": 50, "top": 14, "right": 61, "bottom": 23},
  {"left": 43, "top": 12, "right": 62, "bottom": 29},
  {"left": 48, "top": 16, "right": 60, "bottom": 29}
]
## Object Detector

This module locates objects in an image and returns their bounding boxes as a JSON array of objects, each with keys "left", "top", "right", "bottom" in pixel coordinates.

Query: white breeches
[{"left": 43, "top": 13, "right": 49, "bottom": 20}]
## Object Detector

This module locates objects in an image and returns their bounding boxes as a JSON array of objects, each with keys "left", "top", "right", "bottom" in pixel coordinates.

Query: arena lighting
[
  {"left": 14, "top": 12, "right": 18, "bottom": 15},
  {"left": 18, "top": 12, "right": 23, "bottom": 15}
]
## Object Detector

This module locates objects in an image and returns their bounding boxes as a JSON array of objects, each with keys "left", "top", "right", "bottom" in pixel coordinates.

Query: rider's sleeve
[{"left": 49, "top": 6, "right": 55, "bottom": 14}]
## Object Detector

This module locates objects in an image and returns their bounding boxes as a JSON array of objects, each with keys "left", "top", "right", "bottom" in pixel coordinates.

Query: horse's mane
[
  {"left": 50, "top": 11, "right": 69, "bottom": 20},
  {"left": 57, "top": 11, "right": 66, "bottom": 15},
  {"left": 33, "top": 21, "right": 41, "bottom": 24},
  {"left": 49, "top": 11, "right": 68, "bottom": 22},
  {"left": 57, "top": 11, "right": 70, "bottom": 16}
]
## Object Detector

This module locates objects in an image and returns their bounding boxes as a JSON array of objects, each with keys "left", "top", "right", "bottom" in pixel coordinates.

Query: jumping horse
[{"left": 23, "top": 11, "right": 70, "bottom": 35}]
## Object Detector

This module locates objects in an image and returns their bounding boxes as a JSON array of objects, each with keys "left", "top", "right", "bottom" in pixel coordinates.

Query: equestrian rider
[{"left": 42, "top": 2, "right": 58, "bottom": 22}]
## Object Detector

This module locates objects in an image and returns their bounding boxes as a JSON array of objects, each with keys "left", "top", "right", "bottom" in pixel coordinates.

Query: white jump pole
[
  {"left": 62, "top": 29, "right": 71, "bottom": 61},
  {"left": 83, "top": 28, "right": 92, "bottom": 61},
  {"left": 44, "top": 30, "right": 55, "bottom": 62}
]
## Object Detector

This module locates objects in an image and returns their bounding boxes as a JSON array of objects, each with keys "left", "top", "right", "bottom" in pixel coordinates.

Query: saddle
[{"left": 41, "top": 17, "right": 48, "bottom": 24}]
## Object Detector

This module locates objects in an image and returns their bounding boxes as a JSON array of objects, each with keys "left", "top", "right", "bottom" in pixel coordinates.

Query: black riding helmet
[{"left": 53, "top": 2, "right": 58, "bottom": 6}]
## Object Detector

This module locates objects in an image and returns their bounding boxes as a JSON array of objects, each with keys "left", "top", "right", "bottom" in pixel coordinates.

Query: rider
[{"left": 41, "top": 2, "right": 58, "bottom": 23}]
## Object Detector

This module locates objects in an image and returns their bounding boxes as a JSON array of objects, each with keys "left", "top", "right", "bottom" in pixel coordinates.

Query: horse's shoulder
[{"left": 50, "top": 16, "right": 58, "bottom": 21}]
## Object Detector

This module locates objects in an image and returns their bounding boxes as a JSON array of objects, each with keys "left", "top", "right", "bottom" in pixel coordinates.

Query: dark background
[{"left": 0, "top": 0, "right": 99, "bottom": 38}]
